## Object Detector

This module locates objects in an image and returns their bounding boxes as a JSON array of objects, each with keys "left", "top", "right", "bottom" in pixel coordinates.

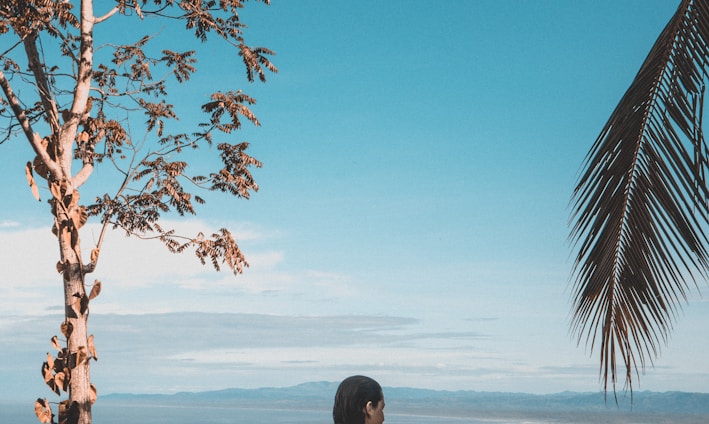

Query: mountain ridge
[{"left": 102, "top": 381, "right": 709, "bottom": 415}]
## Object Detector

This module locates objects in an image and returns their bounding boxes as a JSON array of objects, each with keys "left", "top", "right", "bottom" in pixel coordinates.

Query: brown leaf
[
  {"left": 61, "top": 400, "right": 79, "bottom": 424},
  {"left": 49, "top": 182, "right": 61, "bottom": 200},
  {"left": 55, "top": 349, "right": 67, "bottom": 371},
  {"left": 89, "top": 281, "right": 101, "bottom": 300},
  {"left": 71, "top": 206, "right": 88, "bottom": 229},
  {"left": 71, "top": 293, "right": 89, "bottom": 316},
  {"left": 87, "top": 335, "right": 97, "bottom": 361},
  {"left": 59, "top": 368, "right": 70, "bottom": 391},
  {"left": 25, "top": 161, "right": 40, "bottom": 201},
  {"left": 76, "top": 346, "right": 88, "bottom": 366},
  {"left": 56, "top": 261, "right": 66, "bottom": 274},
  {"left": 90, "top": 383, "right": 97, "bottom": 404},
  {"left": 54, "top": 371, "right": 67, "bottom": 393},
  {"left": 60, "top": 321, "right": 73, "bottom": 338},
  {"left": 33, "top": 156, "right": 50, "bottom": 180},
  {"left": 67, "top": 189, "right": 79, "bottom": 211},
  {"left": 34, "top": 398, "right": 53, "bottom": 424},
  {"left": 58, "top": 400, "right": 69, "bottom": 422},
  {"left": 90, "top": 248, "right": 100, "bottom": 264},
  {"left": 71, "top": 296, "right": 80, "bottom": 316},
  {"left": 41, "top": 361, "right": 52, "bottom": 383},
  {"left": 50, "top": 335, "right": 61, "bottom": 351},
  {"left": 80, "top": 295, "right": 89, "bottom": 314},
  {"left": 41, "top": 361, "right": 59, "bottom": 395},
  {"left": 46, "top": 352, "right": 54, "bottom": 370},
  {"left": 45, "top": 374, "right": 59, "bottom": 396}
]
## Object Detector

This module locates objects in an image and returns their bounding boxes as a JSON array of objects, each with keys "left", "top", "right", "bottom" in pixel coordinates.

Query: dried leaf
[
  {"left": 71, "top": 206, "right": 88, "bottom": 229},
  {"left": 90, "top": 383, "right": 97, "bottom": 404},
  {"left": 60, "top": 321, "right": 73, "bottom": 338},
  {"left": 46, "top": 352, "right": 54, "bottom": 370},
  {"left": 58, "top": 400, "right": 69, "bottom": 422},
  {"left": 54, "top": 371, "right": 67, "bottom": 392},
  {"left": 34, "top": 398, "right": 53, "bottom": 424},
  {"left": 71, "top": 293, "right": 89, "bottom": 316},
  {"left": 41, "top": 361, "right": 59, "bottom": 395},
  {"left": 59, "top": 369, "right": 70, "bottom": 391},
  {"left": 41, "top": 362, "right": 52, "bottom": 383},
  {"left": 33, "top": 155, "right": 50, "bottom": 180},
  {"left": 56, "top": 261, "right": 66, "bottom": 274},
  {"left": 52, "top": 355, "right": 65, "bottom": 373},
  {"left": 76, "top": 346, "right": 87, "bottom": 365},
  {"left": 71, "top": 295, "right": 80, "bottom": 315},
  {"left": 80, "top": 295, "right": 89, "bottom": 314},
  {"left": 55, "top": 349, "right": 67, "bottom": 371},
  {"left": 89, "top": 281, "right": 101, "bottom": 300},
  {"left": 50, "top": 335, "right": 61, "bottom": 351},
  {"left": 87, "top": 335, "right": 97, "bottom": 360},
  {"left": 67, "top": 189, "right": 79, "bottom": 211},
  {"left": 90, "top": 248, "right": 100, "bottom": 264},
  {"left": 60, "top": 400, "right": 79, "bottom": 424},
  {"left": 25, "top": 161, "right": 40, "bottom": 201},
  {"left": 49, "top": 182, "right": 61, "bottom": 200}
]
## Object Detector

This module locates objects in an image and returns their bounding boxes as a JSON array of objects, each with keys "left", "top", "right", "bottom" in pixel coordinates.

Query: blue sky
[{"left": 2, "top": 0, "right": 709, "bottom": 402}]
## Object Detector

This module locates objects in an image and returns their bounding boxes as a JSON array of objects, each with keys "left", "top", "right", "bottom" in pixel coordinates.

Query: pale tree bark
[
  {"left": 58, "top": 213, "right": 94, "bottom": 424},
  {"left": 53, "top": 2, "right": 97, "bottom": 422},
  {"left": 35, "top": 1, "right": 97, "bottom": 422}
]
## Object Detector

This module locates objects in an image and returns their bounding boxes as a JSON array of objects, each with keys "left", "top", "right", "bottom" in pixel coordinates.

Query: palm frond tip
[{"left": 570, "top": 0, "right": 709, "bottom": 394}]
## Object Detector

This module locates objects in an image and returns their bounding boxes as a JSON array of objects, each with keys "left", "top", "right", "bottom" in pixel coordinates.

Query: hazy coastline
[{"left": 4, "top": 382, "right": 708, "bottom": 424}]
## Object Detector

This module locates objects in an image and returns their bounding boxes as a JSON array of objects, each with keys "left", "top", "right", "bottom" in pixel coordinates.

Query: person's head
[{"left": 333, "top": 375, "right": 384, "bottom": 424}]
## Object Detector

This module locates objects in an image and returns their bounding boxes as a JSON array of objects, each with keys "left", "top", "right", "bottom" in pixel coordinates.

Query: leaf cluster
[{"left": 0, "top": 0, "right": 78, "bottom": 39}]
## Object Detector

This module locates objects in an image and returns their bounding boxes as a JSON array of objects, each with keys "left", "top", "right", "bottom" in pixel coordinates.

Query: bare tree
[
  {"left": 0, "top": 1, "right": 277, "bottom": 423},
  {"left": 570, "top": 0, "right": 709, "bottom": 397}
]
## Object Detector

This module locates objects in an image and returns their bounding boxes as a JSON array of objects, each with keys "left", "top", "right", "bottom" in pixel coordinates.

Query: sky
[{"left": 1, "top": 0, "right": 709, "bottom": 403}]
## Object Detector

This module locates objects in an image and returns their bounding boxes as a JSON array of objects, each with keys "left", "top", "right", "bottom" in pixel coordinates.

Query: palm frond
[{"left": 570, "top": 0, "right": 709, "bottom": 394}]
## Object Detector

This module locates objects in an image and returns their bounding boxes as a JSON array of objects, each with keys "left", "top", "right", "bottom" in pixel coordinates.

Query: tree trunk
[{"left": 57, "top": 195, "right": 93, "bottom": 424}]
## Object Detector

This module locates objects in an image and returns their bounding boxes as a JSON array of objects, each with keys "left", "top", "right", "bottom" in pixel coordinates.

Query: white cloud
[
  {"left": 0, "top": 220, "right": 21, "bottom": 228},
  {"left": 0, "top": 218, "right": 335, "bottom": 314},
  {"left": 0, "top": 218, "right": 377, "bottom": 330},
  {"left": 0, "top": 312, "right": 593, "bottom": 396}
]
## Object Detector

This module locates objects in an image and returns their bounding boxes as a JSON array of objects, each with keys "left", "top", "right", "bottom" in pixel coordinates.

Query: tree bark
[
  {"left": 57, "top": 195, "right": 93, "bottom": 424},
  {"left": 54, "top": 2, "right": 97, "bottom": 422}
]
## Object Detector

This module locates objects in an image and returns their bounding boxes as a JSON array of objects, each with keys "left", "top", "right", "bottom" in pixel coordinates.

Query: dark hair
[{"left": 333, "top": 375, "right": 383, "bottom": 424}]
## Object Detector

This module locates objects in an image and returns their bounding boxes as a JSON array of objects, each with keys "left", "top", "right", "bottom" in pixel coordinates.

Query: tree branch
[
  {"left": 93, "top": 7, "right": 120, "bottom": 24},
  {"left": 57, "top": 0, "right": 97, "bottom": 177},
  {"left": 23, "top": 33, "right": 60, "bottom": 132},
  {"left": 72, "top": 162, "right": 94, "bottom": 187},
  {"left": 0, "top": 69, "right": 61, "bottom": 179},
  {"left": 0, "top": 37, "right": 25, "bottom": 59}
]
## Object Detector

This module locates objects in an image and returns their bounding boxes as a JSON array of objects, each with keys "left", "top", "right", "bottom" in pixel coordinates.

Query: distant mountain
[{"left": 103, "top": 381, "right": 709, "bottom": 422}]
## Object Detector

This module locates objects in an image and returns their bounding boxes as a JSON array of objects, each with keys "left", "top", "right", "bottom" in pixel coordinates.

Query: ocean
[
  {"left": 4, "top": 396, "right": 707, "bottom": 423},
  {"left": 0, "top": 402, "right": 531, "bottom": 424}
]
